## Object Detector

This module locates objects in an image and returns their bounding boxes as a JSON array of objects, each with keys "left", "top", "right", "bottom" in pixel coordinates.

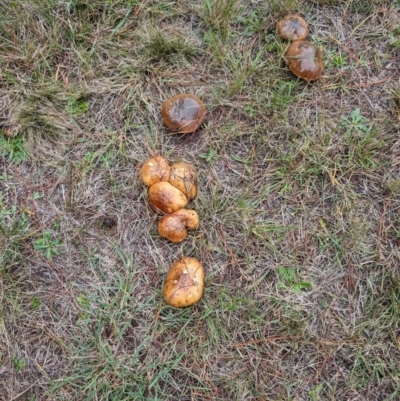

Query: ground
[{"left": 1, "top": 0, "right": 400, "bottom": 400}]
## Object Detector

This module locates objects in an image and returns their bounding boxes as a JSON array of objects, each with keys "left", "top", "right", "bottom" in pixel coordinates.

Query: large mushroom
[
  {"left": 140, "top": 155, "right": 171, "bottom": 187},
  {"left": 163, "top": 257, "right": 205, "bottom": 308},
  {"left": 284, "top": 41, "right": 324, "bottom": 81},
  {"left": 161, "top": 93, "right": 206, "bottom": 134},
  {"left": 148, "top": 181, "right": 188, "bottom": 214},
  {"left": 169, "top": 162, "right": 198, "bottom": 200},
  {"left": 277, "top": 15, "right": 309, "bottom": 42},
  {"left": 158, "top": 209, "right": 199, "bottom": 242}
]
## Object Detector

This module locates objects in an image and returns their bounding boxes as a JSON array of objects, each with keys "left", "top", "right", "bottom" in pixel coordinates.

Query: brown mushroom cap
[
  {"left": 163, "top": 257, "right": 205, "bottom": 307},
  {"left": 277, "top": 15, "right": 309, "bottom": 42},
  {"left": 148, "top": 181, "right": 188, "bottom": 214},
  {"left": 140, "top": 155, "right": 171, "bottom": 187},
  {"left": 161, "top": 94, "right": 206, "bottom": 134},
  {"left": 284, "top": 41, "right": 324, "bottom": 81},
  {"left": 169, "top": 162, "right": 198, "bottom": 200},
  {"left": 158, "top": 209, "right": 199, "bottom": 243}
]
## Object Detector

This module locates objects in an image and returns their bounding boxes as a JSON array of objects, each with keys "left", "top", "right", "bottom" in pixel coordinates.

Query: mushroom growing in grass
[
  {"left": 277, "top": 15, "right": 309, "bottom": 42},
  {"left": 284, "top": 41, "right": 324, "bottom": 81},
  {"left": 158, "top": 209, "right": 199, "bottom": 243},
  {"left": 140, "top": 155, "right": 171, "bottom": 187},
  {"left": 169, "top": 162, "right": 198, "bottom": 200},
  {"left": 163, "top": 257, "right": 205, "bottom": 308},
  {"left": 161, "top": 93, "right": 206, "bottom": 134},
  {"left": 148, "top": 181, "right": 188, "bottom": 214}
]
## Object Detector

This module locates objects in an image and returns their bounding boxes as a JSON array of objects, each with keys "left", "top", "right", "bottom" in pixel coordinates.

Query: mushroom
[
  {"left": 169, "top": 162, "right": 198, "bottom": 200},
  {"left": 284, "top": 41, "right": 324, "bottom": 81},
  {"left": 148, "top": 181, "right": 188, "bottom": 214},
  {"left": 140, "top": 155, "right": 171, "bottom": 187},
  {"left": 161, "top": 93, "right": 206, "bottom": 134},
  {"left": 277, "top": 15, "right": 309, "bottom": 42},
  {"left": 158, "top": 209, "right": 199, "bottom": 242},
  {"left": 163, "top": 257, "right": 205, "bottom": 307}
]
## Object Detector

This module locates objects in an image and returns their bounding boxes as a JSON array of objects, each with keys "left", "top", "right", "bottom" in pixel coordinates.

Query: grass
[{"left": 1, "top": 0, "right": 400, "bottom": 400}]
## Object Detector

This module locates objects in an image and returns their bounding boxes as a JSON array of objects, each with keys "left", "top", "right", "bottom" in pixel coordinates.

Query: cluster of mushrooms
[
  {"left": 140, "top": 94, "right": 207, "bottom": 308},
  {"left": 277, "top": 15, "right": 324, "bottom": 82},
  {"left": 139, "top": 21, "right": 324, "bottom": 306},
  {"left": 140, "top": 155, "right": 199, "bottom": 242}
]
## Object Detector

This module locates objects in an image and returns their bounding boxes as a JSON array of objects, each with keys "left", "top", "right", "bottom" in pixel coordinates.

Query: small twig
[
  {"left": 349, "top": 76, "right": 394, "bottom": 89},
  {"left": 377, "top": 199, "right": 390, "bottom": 260}
]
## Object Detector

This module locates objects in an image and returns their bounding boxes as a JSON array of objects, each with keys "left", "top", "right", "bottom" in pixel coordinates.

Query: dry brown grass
[{"left": 1, "top": 0, "right": 400, "bottom": 400}]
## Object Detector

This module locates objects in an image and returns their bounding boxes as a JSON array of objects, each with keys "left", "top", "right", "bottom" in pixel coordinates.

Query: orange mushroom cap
[
  {"left": 158, "top": 209, "right": 199, "bottom": 243},
  {"left": 284, "top": 41, "right": 324, "bottom": 82},
  {"left": 277, "top": 15, "right": 309, "bottom": 42},
  {"left": 169, "top": 162, "right": 198, "bottom": 200},
  {"left": 148, "top": 181, "right": 188, "bottom": 214},
  {"left": 161, "top": 94, "right": 206, "bottom": 134},
  {"left": 163, "top": 257, "right": 205, "bottom": 308},
  {"left": 140, "top": 155, "right": 171, "bottom": 187}
]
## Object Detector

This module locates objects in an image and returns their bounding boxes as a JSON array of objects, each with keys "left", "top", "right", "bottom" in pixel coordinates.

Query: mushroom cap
[
  {"left": 169, "top": 162, "right": 198, "bottom": 200},
  {"left": 158, "top": 209, "right": 199, "bottom": 243},
  {"left": 161, "top": 94, "right": 206, "bottom": 134},
  {"left": 277, "top": 15, "right": 309, "bottom": 41},
  {"left": 148, "top": 181, "right": 188, "bottom": 214},
  {"left": 163, "top": 257, "right": 205, "bottom": 308},
  {"left": 174, "top": 209, "right": 199, "bottom": 230},
  {"left": 284, "top": 41, "right": 324, "bottom": 81},
  {"left": 140, "top": 155, "right": 171, "bottom": 187}
]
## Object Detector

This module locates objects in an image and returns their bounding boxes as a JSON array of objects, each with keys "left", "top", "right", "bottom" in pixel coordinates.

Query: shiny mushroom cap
[
  {"left": 163, "top": 257, "right": 205, "bottom": 308},
  {"left": 277, "top": 15, "right": 309, "bottom": 42},
  {"left": 158, "top": 209, "right": 199, "bottom": 243},
  {"left": 140, "top": 155, "right": 171, "bottom": 187},
  {"left": 161, "top": 93, "right": 206, "bottom": 134},
  {"left": 284, "top": 41, "right": 324, "bottom": 82},
  {"left": 148, "top": 181, "right": 188, "bottom": 214},
  {"left": 169, "top": 162, "right": 198, "bottom": 200}
]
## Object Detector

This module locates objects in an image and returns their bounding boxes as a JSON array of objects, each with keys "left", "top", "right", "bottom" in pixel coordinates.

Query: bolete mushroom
[
  {"left": 161, "top": 93, "right": 206, "bottom": 134},
  {"left": 284, "top": 41, "right": 324, "bottom": 81},
  {"left": 277, "top": 15, "right": 309, "bottom": 42},
  {"left": 158, "top": 209, "right": 199, "bottom": 243},
  {"left": 163, "top": 257, "right": 205, "bottom": 308},
  {"left": 169, "top": 162, "right": 198, "bottom": 200},
  {"left": 148, "top": 181, "right": 188, "bottom": 214},
  {"left": 140, "top": 155, "right": 171, "bottom": 187}
]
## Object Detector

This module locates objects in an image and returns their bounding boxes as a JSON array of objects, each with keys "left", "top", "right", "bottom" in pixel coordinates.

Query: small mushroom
[
  {"left": 277, "top": 15, "right": 309, "bottom": 42},
  {"left": 148, "top": 181, "right": 188, "bottom": 214},
  {"left": 161, "top": 93, "right": 206, "bottom": 134},
  {"left": 158, "top": 209, "right": 199, "bottom": 243},
  {"left": 163, "top": 257, "right": 205, "bottom": 308},
  {"left": 284, "top": 41, "right": 324, "bottom": 81},
  {"left": 140, "top": 155, "right": 171, "bottom": 187},
  {"left": 169, "top": 162, "right": 198, "bottom": 200}
]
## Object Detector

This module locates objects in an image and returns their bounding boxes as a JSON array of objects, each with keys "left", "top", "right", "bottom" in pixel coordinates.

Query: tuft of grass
[
  {"left": 200, "top": 0, "right": 241, "bottom": 42},
  {"left": 144, "top": 28, "right": 201, "bottom": 62},
  {"left": 0, "top": 133, "right": 28, "bottom": 164}
]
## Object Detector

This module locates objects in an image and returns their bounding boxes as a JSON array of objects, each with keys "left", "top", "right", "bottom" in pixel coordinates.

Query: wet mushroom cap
[
  {"left": 169, "top": 162, "right": 198, "bottom": 200},
  {"left": 140, "top": 155, "right": 171, "bottom": 187},
  {"left": 148, "top": 181, "right": 188, "bottom": 214},
  {"left": 284, "top": 41, "right": 324, "bottom": 81},
  {"left": 277, "top": 15, "right": 309, "bottom": 41},
  {"left": 158, "top": 209, "right": 199, "bottom": 243},
  {"left": 161, "top": 94, "right": 206, "bottom": 134},
  {"left": 163, "top": 257, "right": 205, "bottom": 308}
]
